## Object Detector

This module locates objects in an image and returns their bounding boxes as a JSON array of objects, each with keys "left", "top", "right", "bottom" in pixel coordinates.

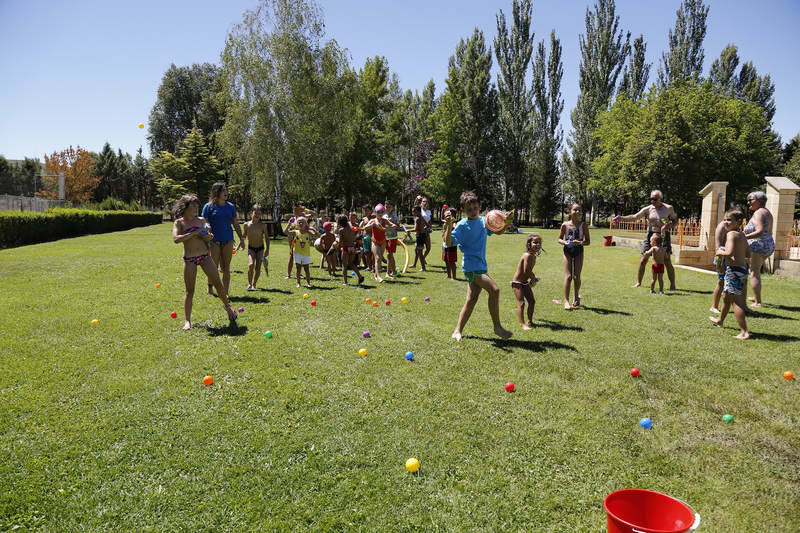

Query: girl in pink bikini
[{"left": 172, "top": 195, "right": 237, "bottom": 330}]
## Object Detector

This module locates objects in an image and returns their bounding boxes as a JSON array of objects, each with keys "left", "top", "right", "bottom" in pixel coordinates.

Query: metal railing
[{"left": 0, "top": 194, "right": 67, "bottom": 212}]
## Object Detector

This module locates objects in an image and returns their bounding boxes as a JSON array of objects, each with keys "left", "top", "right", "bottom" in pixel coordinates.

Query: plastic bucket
[
  {"left": 603, "top": 235, "right": 613, "bottom": 246},
  {"left": 604, "top": 489, "right": 700, "bottom": 533}
]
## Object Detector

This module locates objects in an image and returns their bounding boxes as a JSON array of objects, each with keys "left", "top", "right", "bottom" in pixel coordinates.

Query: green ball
[
  {"left": 722, "top": 414, "right": 734, "bottom": 423},
  {"left": 264, "top": 330, "right": 273, "bottom": 338}
]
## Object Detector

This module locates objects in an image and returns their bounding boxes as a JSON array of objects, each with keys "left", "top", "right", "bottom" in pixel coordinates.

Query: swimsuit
[
  {"left": 510, "top": 279, "right": 531, "bottom": 287},
  {"left": 248, "top": 246, "right": 264, "bottom": 254},
  {"left": 415, "top": 232, "right": 426, "bottom": 249},
  {"left": 723, "top": 265, "right": 748, "bottom": 295},
  {"left": 744, "top": 221, "right": 774, "bottom": 257},
  {"left": 563, "top": 223, "right": 584, "bottom": 257},
  {"left": 442, "top": 245, "right": 458, "bottom": 263},
  {"left": 183, "top": 253, "right": 209, "bottom": 266},
  {"left": 465, "top": 270, "right": 488, "bottom": 284},
  {"left": 212, "top": 239, "right": 234, "bottom": 247},
  {"left": 652, "top": 263, "right": 665, "bottom": 274}
]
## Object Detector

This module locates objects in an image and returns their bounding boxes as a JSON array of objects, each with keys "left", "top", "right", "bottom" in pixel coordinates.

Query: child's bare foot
[
  {"left": 564, "top": 301, "right": 572, "bottom": 310},
  {"left": 632, "top": 282, "right": 641, "bottom": 288},
  {"left": 748, "top": 296, "right": 755, "bottom": 302},
  {"left": 526, "top": 320, "right": 534, "bottom": 329},
  {"left": 451, "top": 331, "right": 462, "bottom": 341},
  {"left": 494, "top": 326, "right": 513, "bottom": 339},
  {"left": 709, "top": 316, "right": 722, "bottom": 327},
  {"left": 357, "top": 275, "right": 364, "bottom": 285},
  {"left": 306, "top": 283, "right": 312, "bottom": 289},
  {"left": 752, "top": 302, "right": 762, "bottom": 308},
  {"left": 296, "top": 282, "right": 301, "bottom": 288},
  {"left": 734, "top": 331, "right": 750, "bottom": 340},
  {"left": 376, "top": 277, "right": 384, "bottom": 283},
  {"left": 247, "top": 285, "right": 255, "bottom": 291},
  {"left": 182, "top": 321, "right": 192, "bottom": 330},
  {"left": 709, "top": 307, "right": 721, "bottom": 314},
  {"left": 521, "top": 323, "right": 533, "bottom": 330},
  {"left": 284, "top": 275, "right": 291, "bottom": 280}
]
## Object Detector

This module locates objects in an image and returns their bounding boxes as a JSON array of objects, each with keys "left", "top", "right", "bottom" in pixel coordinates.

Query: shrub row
[{"left": 0, "top": 208, "right": 162, "bottom": 248}]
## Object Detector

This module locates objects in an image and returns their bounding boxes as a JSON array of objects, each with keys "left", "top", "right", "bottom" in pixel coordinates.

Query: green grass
[{"left": 1, "top": 223, "right": 798, "bottom": 531}]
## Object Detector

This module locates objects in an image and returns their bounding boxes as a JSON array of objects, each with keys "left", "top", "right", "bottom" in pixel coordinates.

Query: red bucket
[
  {"left": 604, "top": 489, "right": 700, "bottom": 533},
  {"left": 603, "top": 235, "right": 613, "bottom": 246}
]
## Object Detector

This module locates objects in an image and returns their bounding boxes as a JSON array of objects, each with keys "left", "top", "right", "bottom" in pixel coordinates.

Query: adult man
[{"left": 614, "top": 190, "right": 678, "bottom": 290}]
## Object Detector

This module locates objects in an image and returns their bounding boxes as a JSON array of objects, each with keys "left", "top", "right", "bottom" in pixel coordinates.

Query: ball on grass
[
  {"left": 91, "top": 319, "right": 99, "bottom": 325},
  {"left": 722, "top": 414, "right": 734, "bottom": 423},
  {"left": 156, "top": 283, "right": 161, "bottom": 288},
  {"left": 264, "top": 330, "right": 273, "bottom": 338},
  {"left": 405, "top": 457, "right": 420, "bottom": 473},
  {"left": 405, "top": 351, "right": 414, "bottom": 361},
  {"left": 401, "top": 297, "right": 408, "bottom": 303},
  {"left": 424, "top": 297, "right": 430, "bottom": 302},
  {"left": 170, "top": 312, "right": 177, "bottom": 319},
  {"left": 203, "top": 375, "right": 213, "bottom": 386},
  {"left": 303, "top": 293, "right": 310, "bottom": 299},
  {"left": 359, "top": 348, "right": 367, "bottom": 357},
  {"left": 504, "top": 382, "right": 515, "bottom": 393},
  {"left": 784, "top": 371, "right": 794, "bottom": 380},
  {"left": 639, "top": 417, "right": 653, "bottom": 429},
  {"left": 385, "top": 300, "right": 390, "bottom": 306},
  {"left": 372, "top": 301, "right": 379, "bottom": 307},
  {"left": 630, "top": 368, "right": 640, "bottom": 377},
  {"left": 365, "top": 298, "right": 371, "bottom": 303},
  {"left": 238, "top": 307, "right": 244, "bottom": 313},
  {"left": 363, "top": 331, "right": 371, "bottom": 338},
  {"left": 311, "top": 300, "right": 317, "bottom": 306}
]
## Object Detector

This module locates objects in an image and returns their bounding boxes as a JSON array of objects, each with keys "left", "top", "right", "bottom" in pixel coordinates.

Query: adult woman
[
  {"left": 202, "top": 182, "right": 244, "bottom": 297},
  {"left": 613, "top": 190, "right": 678, "bottom": 290},
  {"left": 744, "top": 190, "right": 774, "bottom": 307}
]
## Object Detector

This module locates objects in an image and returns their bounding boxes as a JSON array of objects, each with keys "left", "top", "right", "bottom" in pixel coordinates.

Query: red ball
[
  {"left": 443, "top": 204, "right": 448, "bottom": 210},
  {"left": 630, "top": 368, "right": 640, "bottom": 377},
  {"left": 385, "top": 300, "right": 390, "bottom": 306},
  {"left": 170, "top": 312, "right": 177, "bottom": 318},
  {"left": 504, "top": 382, "right": 515, "bottom": 393},
  {"left": 311, "top": 300, "right": 317, "bottom": 306}
]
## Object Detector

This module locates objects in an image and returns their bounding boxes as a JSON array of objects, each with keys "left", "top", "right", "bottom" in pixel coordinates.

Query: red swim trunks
[
  {"left": 386, "top": 239, "right": 397, "bottom": 253},
  {"left": 652, "top": 263, "right": 665, "bottom": 274}
]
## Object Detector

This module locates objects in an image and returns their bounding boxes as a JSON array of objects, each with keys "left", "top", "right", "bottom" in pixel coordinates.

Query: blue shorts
[{"left": 723, "top": 265, "right": 748, "bottom": 295}]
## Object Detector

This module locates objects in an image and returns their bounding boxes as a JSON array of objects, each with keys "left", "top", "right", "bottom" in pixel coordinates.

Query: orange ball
[
  {"left": 784, "top": 371, "right": 795, "bottom": 380},
  {"left": 203, "top": 375, "right": 213, "bottom": 386},
  {"left": 372, "top": 301, "right": 379, "bottom": 307},
  {"left": 365, "top": 298, "right": 371, "bottom": 303},
  {"left": 156, "top": 283, "right": 161, "bottom": 288}
]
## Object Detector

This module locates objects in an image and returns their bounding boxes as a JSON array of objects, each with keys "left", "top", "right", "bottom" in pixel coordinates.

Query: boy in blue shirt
[{"left": 444, "top": 191, "right": 513, "bottom": 341}]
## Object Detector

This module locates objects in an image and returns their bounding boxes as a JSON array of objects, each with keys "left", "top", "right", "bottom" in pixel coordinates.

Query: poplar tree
[
  {"left": 710, "top": 44, "right": 776, "bottom": 124},
  {"left": 657, "top": 0, "right": 709, "bottom": 88},
  {"left": 619, "top": 35, "right": 650, "bottom": 102}
]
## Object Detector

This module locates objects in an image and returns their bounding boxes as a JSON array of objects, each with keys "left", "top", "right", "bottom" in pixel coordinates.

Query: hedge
[{"left": 0, "top": 208, "right": 163, "bottom": 248}]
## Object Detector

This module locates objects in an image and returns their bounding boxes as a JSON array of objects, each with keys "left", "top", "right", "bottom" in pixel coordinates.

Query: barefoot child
[
  {"left": 709, "top": 209, "right": 751, "bottom": 339},
  {"left": 511, "top": 234, "right": 542, "bottom": 330},
  {"left": 643, "top": 233, "right": 667, "bottom": 293},
  {"left": 441, "top": 208, "right": 459, "bottom": 279},
  {"left": 285, "top": 216, "right": 318, "bottom": 288},
  {"left": 384, "top": 201, "right": 404, "bottom": 277},
  {"left": 172, "top": 195, "right": 237, "bottom": 329},
  {"left": 243, "top": 204, "right": 270, "bottom": 291},
  {"left": 362, "top": 203, "right": 399, "bottom": 283},
  {"left": 286, "top": 204, "right": 315, "bottom": 279},
  {"left": 360, "top": 204, "right": 374, "bottom": 271},
  {"left": 710, "top": 219, "right": 728, "bottom": 313},
  {"left": 337, "top": 214, "right": 364, "bottom": 285},
  {"left": 443, "top": 191, "right": 513, "bottom": 341},
  {"left": 412, "top": 205, "right": 428, "bottom": 271},
  {"left": 557, "top": 203, "right": 590, "bottom": 309},
  {"left": 319, "top": 222, "right": 338, "bottom": 277}
]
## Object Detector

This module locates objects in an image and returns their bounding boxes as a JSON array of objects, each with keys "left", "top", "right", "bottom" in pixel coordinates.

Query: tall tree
[
  {"left": 41, "top": 146, "right": 99, "bottom": 202},
  {"left": 657, "top": 0, "right": 709, "bottom": 88},
  {"left": 494, "top": 0, "right": 534, "bottom": 211},
  {"left": 710, "top": 44, "right": 776, "bottom": 124},
  {"left": 530, "top": 30, "right": 564, "bottom": 225},
  {"left": 148, "top": 63, "right": 226, "bottom": 155},
  {"left": 564, "top": 0, "right": 629, "bottom": 210},
  {"left": 618, "top": 35, "right": 650, "bottom": 102}
]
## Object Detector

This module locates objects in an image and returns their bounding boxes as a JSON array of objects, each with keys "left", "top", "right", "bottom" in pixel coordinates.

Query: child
[
  {"left": 511, "top": 234, "right": 542, "bottom": 330},
  {"left": 362, "top": 203, "right": 399, "bottom": 283},
  {"left": 710, "top": 209, "right": 751, "bottom": 339},
  {"left": 285, "top": 216, "right": 318, "bottom": 288},
  {"left": 557, "top": 203, "right": 590, "bottom": 309},
  {"left": 412, "top": 205, "right": 427, "bottom": 271},
  {"left": 710, "top": 219, "right": 728, "bottom": 313},
  {"left": 243, "top": 204, "right": 270, "bottom": 291},
  {"left": 286, "top": 204, "right": 315, "bottom": 279},
  {"left": 384, "top": 200, "right": 403, "bottom": 277},
  {"left": 319, "top": 221, "right": 338, "bottom": 277},
  {"left": 337, "top": 214, "right": 364, "bottom": 285},
  {"left": 171, "top": 194, "right": 237, "bottom": 329},
  {"left": 643, "top": 233, "right": 667, "bottom": 293},
  {"left": 443, "top": 191, "right": 513, "bottom": 341},
  {"left": 441, "top": 208, "right": 459, "bottom": 279}
]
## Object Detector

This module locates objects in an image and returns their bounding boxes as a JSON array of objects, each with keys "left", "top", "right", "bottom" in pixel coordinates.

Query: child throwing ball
[
  {"left": 172, "top": 195, "right": 237, "bottom": 329},
  {"left": 511, "top": 234, "right": 542, "bottom": 330}
]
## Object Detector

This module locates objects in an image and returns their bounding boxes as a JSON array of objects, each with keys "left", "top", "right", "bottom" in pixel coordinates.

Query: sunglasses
[{"left": 650, "top": 197, "right": 659, "bottom": 202}]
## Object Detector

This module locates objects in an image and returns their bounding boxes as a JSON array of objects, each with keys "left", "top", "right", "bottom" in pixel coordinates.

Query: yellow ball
[
  {"left": 138, "top": 123, "right": 144, "bottom": 129},
  {"left": 401, "top": 297, "right": 408, "bottom": 303},
  {"left": 91, "top": 319, "right": 99, "bottom": 325},
  {"left": 303, "top": 293, "right": 309, "bottom": 299},
  {"left": 359, "top": 348, "right": 367, "bottom": 357},
  {"left": 405, "top": 457, "right": 420, "bottom": 473}
]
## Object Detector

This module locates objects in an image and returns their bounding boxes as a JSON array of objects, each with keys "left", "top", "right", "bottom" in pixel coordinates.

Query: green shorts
[{"left": 464, "top": 270, "right": 488, "bottom": 284}]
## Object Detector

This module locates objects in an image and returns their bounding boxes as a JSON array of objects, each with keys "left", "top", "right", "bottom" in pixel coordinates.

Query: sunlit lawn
[{"left": 1, "top": 223, "right": 798, "bottom": 531}]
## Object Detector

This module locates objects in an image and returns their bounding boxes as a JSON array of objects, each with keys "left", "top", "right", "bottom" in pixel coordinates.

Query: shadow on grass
[
  {"left": 579, "top": 305, "right": 633, "bottom": 316},
  {"left": 763, "top": 303, "right": 800, "bottom": 313},
  {"left": 230, "top": 295, "right": 271, "bottom": 304},
  {"left": 751, "top": 331, "right": 800, "bottom": 342},
  {"left": 257, "top": 287, "right": 292, "bottom": 295},
  {"left": 465, "top": 336, "right": 577, "bottom": 353},
  {"left": 747, "top": 310, "right": 796, "bottom": 321},
  {"left": 674, "top": 288, "right": 713, "bottom": 294},
  {"left": 535, "top": 319, "right": 584, "bottom": 332},
  {"left": 201, "top": 322, "right": 249, "bottom": 337}
]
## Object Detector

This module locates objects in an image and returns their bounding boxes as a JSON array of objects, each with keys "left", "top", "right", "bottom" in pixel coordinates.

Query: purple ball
[
  {"left": 238, "top": 307, "right": 244, "bottom": 313},
  {"left": 424, "top": 297, "right": 430, "bottom": 302},
  {"left": 363, "top": 331, "right": 370, "bottom": 338}
]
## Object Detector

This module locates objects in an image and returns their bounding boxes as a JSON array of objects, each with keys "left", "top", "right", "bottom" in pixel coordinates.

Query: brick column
[
  {"left": 698, "top": 182, "right": 728, "bottom": 250},
  {"left": 764, "top": 176, "right": 800, "bottom": 259}
]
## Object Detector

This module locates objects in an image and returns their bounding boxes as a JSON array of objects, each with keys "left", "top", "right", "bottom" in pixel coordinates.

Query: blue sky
[{"left": 1, "top": 0, "right": 798, "bottom": 161}]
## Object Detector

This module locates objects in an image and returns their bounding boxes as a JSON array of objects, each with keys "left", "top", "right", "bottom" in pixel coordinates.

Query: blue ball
[
  {"left": 639, "top": 417, "right": 653, "bottom": 429},
  {"left": 405, "top": 351, "right": 414, "bottom": 361}
]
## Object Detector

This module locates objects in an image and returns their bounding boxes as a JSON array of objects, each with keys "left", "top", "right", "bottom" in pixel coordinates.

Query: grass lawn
[{"left": 1, "top": 223, "right": 798, "bottom": 531}]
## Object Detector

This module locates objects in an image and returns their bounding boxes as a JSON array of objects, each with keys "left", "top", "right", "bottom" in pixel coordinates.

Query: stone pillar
[
  {"left": 698, "top": 182, "right": 728, "bottom": 250},
  {"left": 765, "top": 176, "right": 800, "bottom": 259}
]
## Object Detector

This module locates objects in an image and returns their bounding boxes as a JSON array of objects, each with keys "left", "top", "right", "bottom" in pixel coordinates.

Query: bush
[{"left": 0, "top": 208, "right": 162, "bottom": 248}]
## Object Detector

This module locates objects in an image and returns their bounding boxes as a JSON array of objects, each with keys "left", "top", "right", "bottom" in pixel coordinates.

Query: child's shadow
[
  {"left": 751, "top": 331, "right": 800, "bottom": 342},
  {"left": 200, "top": 322, "right": 248, "bottom": 337},
  {"left": 765, "top": 303, "right": 800, "bottom": 313},
  {"left": 535, "top": 319, "right": 584, "bottom": 332},
  {"left": 465, "top": 336, "right": 577, "bottom": 353},
  {"left": 747, "top": 310, "right": 796, "bottom": 321},
  {"left": 580, "top": 305, "right": 633, "bottom": 316},
  {"left": 229, "top": 295, "right": 270, "bottom": 304},
  {"left": 258, "top": 288, "right": 292, "bottom": 295},
  {"left": 675, "top": 288, "right": 712, "bottom": 295}
]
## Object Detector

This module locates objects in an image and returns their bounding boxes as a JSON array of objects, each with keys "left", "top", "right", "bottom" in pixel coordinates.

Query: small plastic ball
[
  {"left": 138, "top": 123, "right": 144, "bottom": 129},
  {"left": 311, "top": 300, "right": 317, "bottom": 306},
  {"left": 203, "top": 375, "right": 213, "bottom": 386},
  {"left": 238, "top": 307, "right": 244, "bottom": 313},
  {"left": 372, "top": 301, "right": 379, "bottom": 307},
  {"left": 231, "top": 249, "right": 236, "bottom": 255},
  {"left": 363, "top": 331, "right": 370, "bottom": 338},
  {"left": 359, "top": 348, "right": 367, "bottom": 357},
  {"left": 784, "top": 371, "right": 795, "bottom": 380},
  {"left": 722, "top": 414, "right": 734, "bottom": 423},
  {"left": 264, "top": 330, "right": 273, "bottom": 338},
  {"left": 405, "top": 457, "right": 420, "bottom": 473},
  {"left": 424, "top": 297, "right": 430, "bottom": 302},
  {"left": 385, "top": 300, "right": 390, "bottom": 306},
  {"left": 365, "top": 298, "right": 371, "bottom": 303},
  {"left": 91, "top": 319, "right": 99, "bottom": 325},
  {"left": 401, "top": 297, "right": 408, "bottom": 303},
  {"left": 504, "top": 382, "right": 515, "bottom": 393},
  {"left": 155, "top": 283, "right": 161, "bottom": 288},
  {"left": 405, "top": 351, "right": 414, "bottom": 361},
  {"left": 443, "top": 204, "right": 448, "bottom": 210},
  {"left": 303, "top": 293, "right": 310, "bottom": 299},
  {"left": 639, "top": 417, "right": 653, "bottom": 429},
  {"left": 630, "top": 368, "right": 640, "bottom": 377},
  {"left": 170, "top": 312, "right": 177, "bottom": 319}
]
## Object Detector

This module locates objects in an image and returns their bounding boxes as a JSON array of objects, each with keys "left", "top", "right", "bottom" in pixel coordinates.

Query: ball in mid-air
[
  {"left": 485, "top": 209, "right": 509, "bottom": 232},
  {"left": 138, "top": 123, "right": 144, "bottom": 129}
]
